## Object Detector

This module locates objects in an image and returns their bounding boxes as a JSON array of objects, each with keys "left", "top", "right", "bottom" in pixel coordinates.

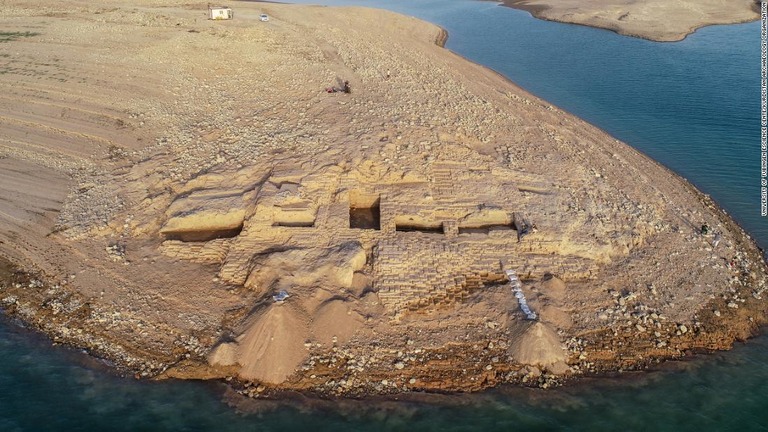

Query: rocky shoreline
[
  {"left": 1, "top": 104, "right": 766, "bottom": 398},
  {"left": 0, "top": 0, "right": 766, "bottom": 399},
  {"left": 2, "top": 217, "right": 767, "bottom": 399}
]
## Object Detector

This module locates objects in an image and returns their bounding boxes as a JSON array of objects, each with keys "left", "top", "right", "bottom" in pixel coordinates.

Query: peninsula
[
  {"left": 1, "top": 0, "right": 766, "bottom": 397},
  {"left": 504, "top": 0, "right": 760, "bottom": 42}
]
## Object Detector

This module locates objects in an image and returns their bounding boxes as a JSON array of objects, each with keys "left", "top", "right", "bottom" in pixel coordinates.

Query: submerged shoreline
[{"left": 0, "top": 0, "right": 767, "bottom": 399}]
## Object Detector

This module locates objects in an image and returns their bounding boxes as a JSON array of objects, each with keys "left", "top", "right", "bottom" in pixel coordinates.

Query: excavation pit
[
  {"left": 349, "top": 192, "right": 381, "bottom": 230},
  {"left": 163, "top": 225, "right": 243, "bottom": 242}
]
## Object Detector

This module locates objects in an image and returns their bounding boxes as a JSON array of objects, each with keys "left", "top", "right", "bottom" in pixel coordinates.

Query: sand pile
[
  {"left": 311, "top": 300, "right": 364, "bottom": 345},
  {"left": 539, "top": 276, "right": 566, "bottom": 302},
  {"left": 210, "top": 303, "right": 310, "bottom": 384},
  {"left": 209, "top": 298, "right": 365, "bottom": 384},
  {"left": 509, "top": 321, "right": 566, "bottom": 369},
  {"left": 532, "top": 275, "right": 573, "bottom": 330}
]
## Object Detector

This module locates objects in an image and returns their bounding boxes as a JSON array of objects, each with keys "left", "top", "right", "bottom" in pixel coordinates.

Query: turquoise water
[
  {"left": 3, "top": 314, "right": 768, "bottom": 431},
  {"left": 2, "top": 1, "right": 766, "bottom": 430}
]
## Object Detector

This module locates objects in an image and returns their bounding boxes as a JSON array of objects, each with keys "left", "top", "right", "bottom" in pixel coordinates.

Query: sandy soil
[
  {"left": 0, "top": 0, "right": 767, "bottom": 397},
  {"left": 504, "top": 0, "right": 759, "bottom": 42}
]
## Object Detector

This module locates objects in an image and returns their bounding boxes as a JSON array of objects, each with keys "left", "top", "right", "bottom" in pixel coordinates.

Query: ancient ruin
[{"left": 0, "top": 0, "right": 766, "bottom": 396}]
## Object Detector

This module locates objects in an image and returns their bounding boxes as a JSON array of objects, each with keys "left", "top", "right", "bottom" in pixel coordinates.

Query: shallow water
[
  {"left": 2, "top": 313, "right": 768, "bottom": 431},
  {"left": 1, "top": 1, "right": 765, "bottom": 430}
]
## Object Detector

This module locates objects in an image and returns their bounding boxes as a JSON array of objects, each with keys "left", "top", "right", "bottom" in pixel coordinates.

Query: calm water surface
[{"left": 2, "top": 1, "right": 765, "bottom": 430}]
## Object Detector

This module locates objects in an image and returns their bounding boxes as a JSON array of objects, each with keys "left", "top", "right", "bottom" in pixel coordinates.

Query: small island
[
  {"left": 0, "top": 0, "right": 766, "bottom": 398},
  {"left": 504, "top": 0, "right": 759, "bottom": 42}
]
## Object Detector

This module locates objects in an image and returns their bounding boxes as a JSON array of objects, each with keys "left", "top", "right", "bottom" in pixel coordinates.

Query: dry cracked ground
[{"left": 0, "top": 0, "right": 767, "bottom": 397}]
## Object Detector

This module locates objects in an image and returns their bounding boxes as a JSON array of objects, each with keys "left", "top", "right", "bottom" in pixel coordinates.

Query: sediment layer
[{"left": 0, "top": 0, "right": 766, "bottom": 398}]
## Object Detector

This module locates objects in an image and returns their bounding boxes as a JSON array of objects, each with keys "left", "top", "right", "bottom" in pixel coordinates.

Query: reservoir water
[{"left": 1, "top": 1, "right": 765, "bottom": 430}]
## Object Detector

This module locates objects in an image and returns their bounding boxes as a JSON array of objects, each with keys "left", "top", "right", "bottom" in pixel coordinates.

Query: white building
[{"left": 208, "top": 6, "right": 233, "bottom": 20}]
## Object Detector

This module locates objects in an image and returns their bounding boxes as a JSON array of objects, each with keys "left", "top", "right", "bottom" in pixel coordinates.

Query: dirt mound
[
  {"left": 509, "top": 321, "right": 566, "bottom": 367},
  {"left": 539, "top": 276, "right": 566, "bottom": 302},
  {"left": 538, "top": 304, "right": 573, "bottom": 330},
  {"left": 311, "top": 300, "right": 364, "bottom": 345},
  {"left": 209, "top": 303, "right": 309, "bottom": 384}
]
